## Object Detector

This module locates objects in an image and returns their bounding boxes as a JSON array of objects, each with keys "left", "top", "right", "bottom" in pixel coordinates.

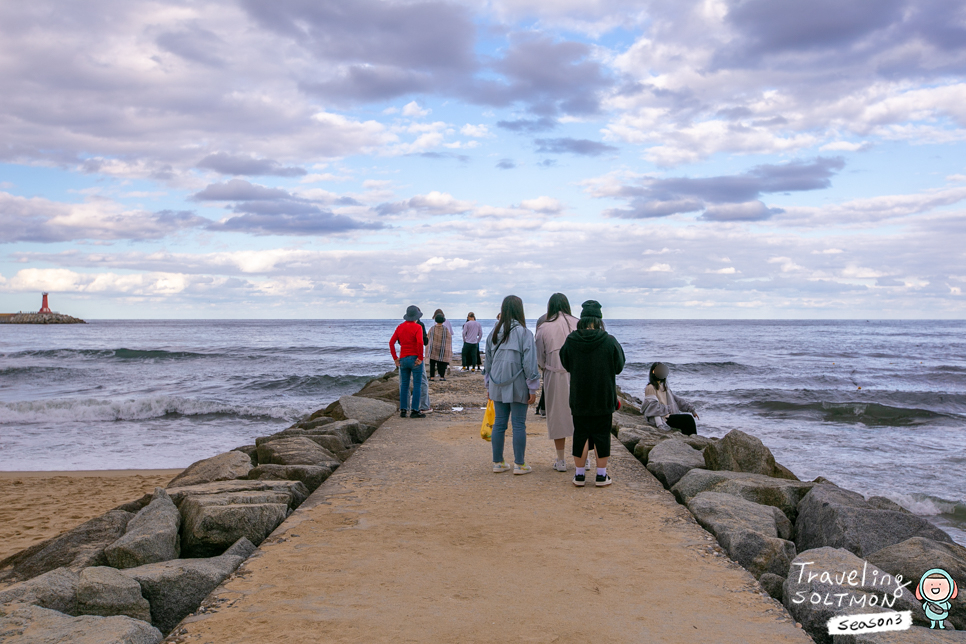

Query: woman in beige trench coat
[{"left": 535, "top": 293, "right": 578, "bottom": 472}]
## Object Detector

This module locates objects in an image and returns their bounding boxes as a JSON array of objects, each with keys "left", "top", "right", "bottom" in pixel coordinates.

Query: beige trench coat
[{"left": 535, "top": 313, "right": 578, "bottom": 440}]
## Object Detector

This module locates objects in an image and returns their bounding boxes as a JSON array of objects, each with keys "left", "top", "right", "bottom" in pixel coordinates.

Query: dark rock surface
[
  {"left": 255, "top": 437, "right": 341, "bottom": 468},
  {"left": 167, "top": 451, "right": 253, "bottom": 488},
  {"left": 645, "top": 439, "right": 706, "bottom": 488},
  {"left": 104, "top": 488, "right": 181, "bottom": 569},
  {"left": 179, "top": 492, "right": 291, "bottom": 557},
  {"left": 672, "top": 469, "right": 815, "bottom": 521},
  {"left": 248, "top": 464, "right": 334, "bottom": 492},
  {"left": 166, "top": 479, "right": 309, "bottom": 510}
]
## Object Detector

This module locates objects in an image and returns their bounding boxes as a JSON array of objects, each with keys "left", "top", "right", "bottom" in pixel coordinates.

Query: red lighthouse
[{"left": 39, "top": 292, "right": 52, "bottom": 314}]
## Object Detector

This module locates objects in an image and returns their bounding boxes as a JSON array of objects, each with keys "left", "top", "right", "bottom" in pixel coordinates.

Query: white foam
[
  {"left": 0, "top": 396, "right": 300, "bottom": 424},
  {"left": 884, "top": 492, "right": 958, "bottom": 516}
]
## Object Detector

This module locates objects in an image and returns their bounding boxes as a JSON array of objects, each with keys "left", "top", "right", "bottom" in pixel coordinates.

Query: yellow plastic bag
[{"left": 480, "top": 400, "right": 495, "bottom": 441}]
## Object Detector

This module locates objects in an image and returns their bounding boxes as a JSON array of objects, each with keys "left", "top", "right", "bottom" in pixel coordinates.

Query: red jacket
[{"left": 390, "top": 321, "right": 424, "bottom": 361}]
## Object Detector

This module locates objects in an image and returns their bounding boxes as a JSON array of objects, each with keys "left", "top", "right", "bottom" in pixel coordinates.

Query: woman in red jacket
[{"left": 390, "top": 305, "right": 426, "bottom": 418}]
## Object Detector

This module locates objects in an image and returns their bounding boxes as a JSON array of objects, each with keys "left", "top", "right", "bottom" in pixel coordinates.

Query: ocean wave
[
  {"left": 747, "top": 399, "right": 956, "bottom": 426},
  {"left": 886, "top": 492, "right": 966, "bottom": 523},
  {"left": 624, "top": 360, "right": 752, "bottom": 373},
  {"left": 240, "top": 373, "right": 373, "bottom": 393},
  {"left": 3, "top": 348, "right": 219, "bottom": 361},
  {"left": 0, "top": 396, "right": 302, "bottom": 424}
]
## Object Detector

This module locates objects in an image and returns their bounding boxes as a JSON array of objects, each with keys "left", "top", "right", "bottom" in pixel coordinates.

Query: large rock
[
  {"left": 104, "top": 489, "right": 180, "bottom": 569},
  {"left": 688, "top": 491, "right": 793, "bottom": 541},
  {"left": 688, "top": 492, "right": 796, "bottom": 578},
  {"left": 783, "top": 547, "right": 923, "bottom": 644},
  {"left": 166, "top": 479, "right": 309, "bottom": 510},
  {"left": 0, "top": 604, "right": 161, "bottom": 644},
  {"left": 704, "top": 429, "right": 777, "bottom": 476},
  {"left": 796, "top": 485, "right": 953, "bottom": 558},
  {"left": 0, "top": 567, "right": 80, "bottom": 614},
  {"left": 296, "top": 416, "right": 335, "bottom": 430},
  {"left": 255, "top": 429, "right": 349, "bottom": 454},
  {"left": 118, "top": 542, "right": 250, "bottom": 635},
  {"left": 866, "top": 537, "right": 966, "bottom": 630},
  {"left": 646, "top": 439, "right": 706, "bottom": 488},
  {"left": 617, "top": 425, "right": 669, "bottom": 452},
  {"left": 231, "top": 445, "right": 258, "bottom": 466},
  {"left": 347, "top": 370, "right": 399, "bottom": 404},
  {"left": 672, "top": 469, "right": 814, "bottom": 521},
  {"left": 166, "top": 451, "right": 253, "bottom": 488},
  {"left": 321, "top": 395, "right": 396, "bottom": 432},
  {"left": 75, "top": 566, "right": 152, "bottom": 623},
  {"left": 759, "top": 572, "right": 785, "bottom": 601},
  {"left": 256, "top": 437, "right": 341, "bottom": 468},
  {"left": 248, "top": 464, "right": 333, "bottom": 493},
  {"left": 0, "top": 510, "right": 133, "bottom": 584},
  {"left": 179, "top": 492, "right": 291, "bottom": 557}
]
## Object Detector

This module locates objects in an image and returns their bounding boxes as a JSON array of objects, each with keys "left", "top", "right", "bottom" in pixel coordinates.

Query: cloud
[
  {"left": 459, "top": 124, "right": 490, "bottom": 137},
  {"left": 535, "top": 137, "right": 618, "bottom": 156},
  {"left": 520, "top": 196, "right": 563, "bottom": 213},
  {"left": 196, "top": 153, "right": 307, "bottom": 177},
  {"left": 192, "top": 179, "right": 291, "bottom": 201},
  {"left": 0, "top": 192, "right": 204, "bottom": 243},
  {"left": 599, "top": 157, "right": 843, "bottom": 220},
  {"left": 496, "top": 117, "right": 557, "bottom": 132},
  {"left": 375, "top": 191, "right": 473, "bottom": 216},
  {"left": 402, "top": 101, "right": 431, "bottom": 117},
  {"left": 496, "top": 158, "right": 516, "bottom": 169}
]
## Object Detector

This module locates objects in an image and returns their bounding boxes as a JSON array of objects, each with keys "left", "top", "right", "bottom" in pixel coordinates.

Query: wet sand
[{"left": 0, "top": 469, "right": 181, "bottom": 562}]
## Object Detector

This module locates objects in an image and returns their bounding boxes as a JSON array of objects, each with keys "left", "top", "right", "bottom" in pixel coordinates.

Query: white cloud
[
  {"left": 460, "top": 124, "right": 490, "bottom": 138},
  {"left": 402, "top": 101, "right": 431, "bottom": 117},
  {"left": 646, "top": 263, "right": 672, "bottom": 272},
  {"left": 520, "top": 196, "right": 564, "bottom": 213}
]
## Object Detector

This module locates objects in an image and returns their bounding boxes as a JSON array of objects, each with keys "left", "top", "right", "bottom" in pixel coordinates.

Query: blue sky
[{"left": 1, "top": 0, "right": 965, "bottom": 319}]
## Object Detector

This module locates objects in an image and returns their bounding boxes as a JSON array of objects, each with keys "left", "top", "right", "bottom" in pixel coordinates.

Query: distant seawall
[{"left": 0, "top": 313, "right": 86, "bottom": 324}]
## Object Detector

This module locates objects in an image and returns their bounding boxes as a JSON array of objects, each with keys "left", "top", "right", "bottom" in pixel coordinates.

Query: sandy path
[
  {"left": 173, "top": 412, "right": 810, "bottom": 644},
  {"left": 0, "top": 469, "right": 181, "bottom": 562}
]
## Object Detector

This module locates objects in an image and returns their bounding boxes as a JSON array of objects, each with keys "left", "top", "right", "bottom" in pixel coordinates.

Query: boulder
[
  {"left": 112, "top": 494, "right": 154, "bottom": 515},
  {"left": 321, "top": 395, "right": 396, "bottom": 431},
  {"left": 835, "top": 627, "right": 966, "bottom": 643},
  {"left": 795, "top": 485, "right": 953, "bottom": 558},
  {"left": 119, "top": 544, "right": 249, "bottom": 635},
  {"left": 347, "top": 370, "right": 399, "bottom": 404},
  {"left": 104, "top": 488, "right": 180, "bottom": 569},
  {"left": 688, "top": 492, "right": 793, "bottom": 541},
  {"left": 166, "top": 479, "right": 309, "bottom": 510},
  {"left": 231, "top": 445, "right": 258, "bottom": 466},
  {"left": 866, "top": 496, "right": 910, "bottom": 513},
  {"left": 0, "top": 604, "right": 161, "bottom": 644},
  {"left": 688, "top": 492, "right": 796, "bottom": 578},
  {"left": 646, "top": 439, "right": 706, "bottom": 488},
  {"left": 179, "top": 492, "right": 291, "bottom": 557},
  {"left": 223, "top": 536, "right": 257, "bottom": 559},
  {"left": 617, "top": 425, "right": 669, "bottom": 451},
  {"left": 783, "top": 547, "right": 923, "bottom": 644},
  {"left": 297, "top": 416, "right": 335, "bottom": 430},
  {"left": 672, "top": 469, "right": 815, "bottom": 521},
  {"left": 328, "top": 419, "right": 376, "bottom": 444},
  {"left": 774, "top": 462, "right": 801, "bottom": 481},
  {"left": 0, "top": 567, "right": 79, "bottom": 614},
  {"left": 75, "top": 566, "right": 152, "bottom": 623},
  {"left": 0, "top": 510, "right": 133, "bottom": 584},
  {"left": 256, "top": 437, "right": 341, "bottom": 468},
  {"left": 248, "top": 464, "right": 334, "bottom": 493},
  {"left": 759, "top": 572, "right": 785, "bottom": 601},
  {"left": 255, "top": 429, "right": 349, "bottom": 453},
  {"left": 703, "top": 429, "right": 777, "bottom": 476},
  {"left": 166, "top": 451, "right": 253, "bottom": 488},
  {"left": 866, "top": 537, "right": 966, "bottom": 630}
]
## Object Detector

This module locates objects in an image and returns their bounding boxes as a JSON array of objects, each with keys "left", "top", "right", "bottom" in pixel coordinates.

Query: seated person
[{"left": 642, "top": 362, "right": 699, "bottom": 435}]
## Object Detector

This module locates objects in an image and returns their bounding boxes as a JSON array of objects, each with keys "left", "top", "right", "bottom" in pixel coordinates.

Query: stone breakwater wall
[
  {"left": 611, "top": 388, "right": 966, "bottom": 644},
  {"left": 0, "top": 313, "right": 86, "bottom": 324},
  {"left": 0, "top": 371, "right": 401, "bottom": 644}
]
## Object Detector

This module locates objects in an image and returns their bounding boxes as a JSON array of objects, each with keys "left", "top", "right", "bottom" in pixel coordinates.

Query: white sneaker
[
  {"left": 513, "top": 463, "right": 532, "bottom": 475},
  {"left": 552, "top": 459, "right": 567, "bottom": 472},
  {"left": 493, "top": 461, "right": 512, "bottom": 473}
]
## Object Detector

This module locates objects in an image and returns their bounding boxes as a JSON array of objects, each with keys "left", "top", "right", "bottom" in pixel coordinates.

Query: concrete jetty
[{"left": 171, "top": 411, "right": 810, "bottom": 643}]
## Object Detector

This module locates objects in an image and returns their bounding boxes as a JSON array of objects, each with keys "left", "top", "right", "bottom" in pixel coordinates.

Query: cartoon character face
[{"left": 923, "top": 576, "right": 952, "bottom": 601}]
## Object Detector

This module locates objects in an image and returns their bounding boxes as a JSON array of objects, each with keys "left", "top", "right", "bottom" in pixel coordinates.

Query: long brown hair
[
  {"left": 546, "top": 293, "right": 572, "bottom": 322},
  {"left": 490, "top": 295, "right": 526, "bottom": 348}
]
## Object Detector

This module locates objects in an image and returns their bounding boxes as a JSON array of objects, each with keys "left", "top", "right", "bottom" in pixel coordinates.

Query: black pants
[
  {"left": 572, "top": 414, "right": 612, "bottom": 458},
  {"left": 430, "top": 360, "right": 448, "bottom": 378},
  {"left": 461, "top": 342, "right": 479, "bottom": 368},
  {"left": 535, "top": 387, "right": 546, "bottom": 414},
  {"left": 667, "top": 413, "right": 696, "bottom": 436}
]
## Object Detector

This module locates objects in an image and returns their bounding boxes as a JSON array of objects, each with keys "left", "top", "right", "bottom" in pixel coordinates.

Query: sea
[{"left": 1, "top": 319, "right": 964, "bottom": 545}]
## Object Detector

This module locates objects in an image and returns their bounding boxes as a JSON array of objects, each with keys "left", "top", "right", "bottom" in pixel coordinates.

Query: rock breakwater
[{"left": 0, "top": 312, "right": 86, "bottom": 324}]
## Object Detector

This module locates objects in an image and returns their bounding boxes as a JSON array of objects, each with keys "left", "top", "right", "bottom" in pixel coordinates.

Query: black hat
[
  {"left": 403, "top": 305, "right": 422, "bottom": 322},
  {"left": 580, "top": 299, "right": 603, "bottom": 319}
]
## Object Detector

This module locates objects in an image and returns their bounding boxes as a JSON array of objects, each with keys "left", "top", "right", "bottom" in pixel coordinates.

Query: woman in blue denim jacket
[{"left": 484, "top": 295, "right": 541, "bottom": 475}]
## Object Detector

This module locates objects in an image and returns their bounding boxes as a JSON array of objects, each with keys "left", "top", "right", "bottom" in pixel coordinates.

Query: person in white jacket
[{"left": 642, "top": 362, "right": 699, "bottom": 435}]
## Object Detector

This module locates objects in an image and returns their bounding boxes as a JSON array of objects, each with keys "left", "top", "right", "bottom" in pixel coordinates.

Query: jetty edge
[
  {"left": 0, "top": 293, "right": 86, "bottom": 324},
  {"left": 0, "top": 369, "right": 958, "bottom": 643}
]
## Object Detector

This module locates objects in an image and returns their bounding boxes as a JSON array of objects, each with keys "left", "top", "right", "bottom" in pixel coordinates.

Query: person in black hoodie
[{"left": 559, "top": 300, "right": 625, "bottom": 487}]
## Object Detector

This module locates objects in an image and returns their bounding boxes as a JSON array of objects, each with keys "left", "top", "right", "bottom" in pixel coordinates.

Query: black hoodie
[{"left": 559, "top": 328, "right": 626, "bottom": 416}]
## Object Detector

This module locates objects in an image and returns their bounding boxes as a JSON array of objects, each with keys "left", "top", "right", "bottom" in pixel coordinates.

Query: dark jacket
[{"left": 559, "top": 329, "right": 625, "bottom": 416}]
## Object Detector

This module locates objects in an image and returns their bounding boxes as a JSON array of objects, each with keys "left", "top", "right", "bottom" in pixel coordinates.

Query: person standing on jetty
[
  {"left": 390, "top": 305, "right": 426, "bottom": 418},
  {"left": 484, "top": 295, "right": 540, "bottom": 475},
  {"left": 642, "top": 362, "right": 699, "bottom": 435},
  {"left": 460, "top": 312, "right": 482, "bottom": 372},
  {"left": 427, "top": 313, "right": 453, "bottom": 381},
  {"left": 560, "top": 300, "right": 625, "bottom": 487},
  {"left": 535, "top": 293, "right": 578, "bottom": 472}
]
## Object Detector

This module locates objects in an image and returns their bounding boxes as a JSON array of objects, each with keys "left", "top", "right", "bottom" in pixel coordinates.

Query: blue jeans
[
  {"left": 398, "top": 356, "right": 423, "bottom": 411},
  {"left": 491, "top": 401, "right": 527, "bottom": 465}
]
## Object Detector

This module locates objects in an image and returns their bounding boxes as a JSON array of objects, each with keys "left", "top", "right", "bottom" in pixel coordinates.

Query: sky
[{"left": 1, "top": 0, "right": 965, "bottom": 319}]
